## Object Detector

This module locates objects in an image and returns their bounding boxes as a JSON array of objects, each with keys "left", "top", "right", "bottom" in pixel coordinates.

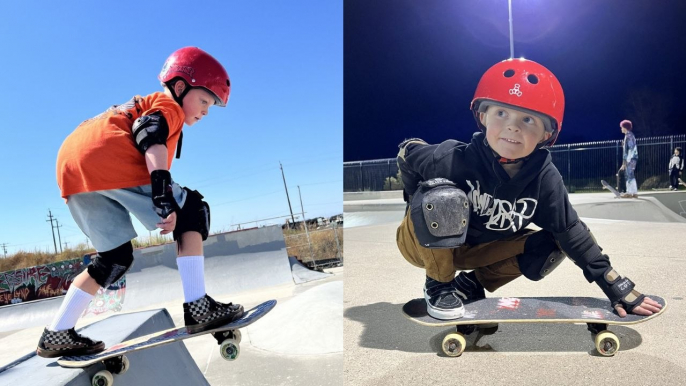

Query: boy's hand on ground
[
  {"left": 157, "top": 212, "right": 177, "bottom": 235},
  {"left": 614, "top": 296, "right": 662, "bottom": 317}
]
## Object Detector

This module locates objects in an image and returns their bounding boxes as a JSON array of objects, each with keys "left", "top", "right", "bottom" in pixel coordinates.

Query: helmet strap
[
  {"left": 482, "top": 136, "right": 526, "bottom": 164},
  {"left": 166, "top": 79, "right": 191, "bottom": 107},
  {"left": 497, "top": 156, "right": 523, "bottom": 164}
]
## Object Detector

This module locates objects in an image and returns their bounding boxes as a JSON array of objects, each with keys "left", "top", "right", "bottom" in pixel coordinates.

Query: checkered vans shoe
[
  {"left": 36, "top": 327, "right": 105, "bottom": 358},
  {"left": 183, "top": 294, "right": 244, "bottom": 333}
]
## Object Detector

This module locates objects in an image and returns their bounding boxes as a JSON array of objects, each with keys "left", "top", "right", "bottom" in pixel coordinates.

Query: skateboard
[
  {"left": 616, "top": 169, "right": 623, "bottom": 194},
  {"left": 58, "top": 299, "right": 276, "bottom": 386},
  {"left": 601, "top": 179, "right": 622, "bottom": 199},
  {"left": 402, "top": 296, "right": 666, "bottom": 357}
]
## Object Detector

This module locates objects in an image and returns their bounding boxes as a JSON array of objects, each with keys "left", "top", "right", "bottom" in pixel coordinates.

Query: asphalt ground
[{"left": 344, "top": 192, "right": 686, "bottom": 386}]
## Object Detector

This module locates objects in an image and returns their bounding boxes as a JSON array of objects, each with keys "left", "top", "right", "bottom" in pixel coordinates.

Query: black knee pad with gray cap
[{"left": 410, "top": 178, "right": 470, "bottom": 249}]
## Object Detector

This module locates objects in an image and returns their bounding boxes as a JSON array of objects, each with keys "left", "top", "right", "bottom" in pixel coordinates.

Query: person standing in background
[
  {"left": 669, "top": 146, "right": 683, "bottom": 191},
  {"left": 618, "top": 120, "right": 638, "bottom": 198}
]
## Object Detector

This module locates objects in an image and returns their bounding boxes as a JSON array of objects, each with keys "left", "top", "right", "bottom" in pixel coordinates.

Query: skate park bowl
[{"left": 0, "top": 225, "right": 343, "bottom": 385}]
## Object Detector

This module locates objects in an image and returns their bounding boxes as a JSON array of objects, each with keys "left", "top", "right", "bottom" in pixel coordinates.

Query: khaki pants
[{"left": 396, "top": 210, "right": 534, "bottom": 292}]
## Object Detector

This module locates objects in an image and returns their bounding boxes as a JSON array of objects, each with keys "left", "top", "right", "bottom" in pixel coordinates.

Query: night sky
[{"left": 344, "top": 0, "right": 686, "bottom": 161}]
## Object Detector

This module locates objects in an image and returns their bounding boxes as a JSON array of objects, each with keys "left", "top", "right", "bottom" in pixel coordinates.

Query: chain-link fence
[
  {"left": 283, "top": 223, "right": 343, "bottom": 270},
  {"left": 344, "top": 134, "right": 686, "bottom": 193}
]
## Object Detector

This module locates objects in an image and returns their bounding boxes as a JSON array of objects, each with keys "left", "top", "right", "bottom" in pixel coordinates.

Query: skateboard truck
[
  {"left": 454, "top": 323, "right": 499, "bottom": 348},
  {"left": 587, "top": 323, "right": 619, "bottom": 356}
]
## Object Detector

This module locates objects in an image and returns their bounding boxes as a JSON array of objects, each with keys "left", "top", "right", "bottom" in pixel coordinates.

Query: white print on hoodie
[{"left": 466, "top": 180, "right": 537, "bottom": 232}]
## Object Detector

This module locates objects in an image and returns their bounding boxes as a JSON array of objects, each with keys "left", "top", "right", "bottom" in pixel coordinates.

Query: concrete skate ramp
[
  {"left": 0, "top": 226, "right": 293, "bottom": 332},
  {"left": 344, "top": 191, "right": 686, "bottom": 225},
  {"left": 288, "top": 257, "right": 332, "bottom": 284},
  {"left": 640, "top": 191, "right": 686, "bottom": 220},
  {"left": 572, "top": 195, "right": 686, "bottom": 223},
  {"left": 0, "top": 309, "right": 208, "bottom": 385},
  {"left": 249, "top": 281, "right": 343, "bottom": 355}
]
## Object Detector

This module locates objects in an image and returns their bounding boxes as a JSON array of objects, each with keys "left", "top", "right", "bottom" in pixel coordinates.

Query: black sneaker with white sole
[
  {"left": 424, "top": 276, "right": 465, "bottom": 320},
  {"left": 36, "top": 327, "right": 105, "bottom": 358},
  {"left": 452, "top": 271, "right": 486, "bottom": 303},
  {"left": 183, "top": 294, "right": 244, "bottom": 333}
]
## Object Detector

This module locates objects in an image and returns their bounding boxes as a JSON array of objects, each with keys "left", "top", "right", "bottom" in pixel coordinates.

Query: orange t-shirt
[{"left": 56, "top": 92, "right": 185, "bottom": 198}]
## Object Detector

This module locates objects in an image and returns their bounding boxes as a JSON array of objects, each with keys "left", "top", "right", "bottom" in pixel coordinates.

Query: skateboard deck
[
  {"left": 58, "top": 299, "right": 276, "bottom": 385},
  {"left": 403, "top": 296, "right": 666, "bottom": 357},
  {"left": 601, "top": 179, "right": 622, "bottom": 198}
]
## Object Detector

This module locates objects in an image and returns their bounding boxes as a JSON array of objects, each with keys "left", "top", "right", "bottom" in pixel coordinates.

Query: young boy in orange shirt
[{"left": 37, "top": 47, "right": 244, "bottom": 357}]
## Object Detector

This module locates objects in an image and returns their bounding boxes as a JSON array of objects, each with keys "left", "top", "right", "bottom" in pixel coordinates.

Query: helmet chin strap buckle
[{"left": 498, "top": 156, "right": 521, "bottom": 164}]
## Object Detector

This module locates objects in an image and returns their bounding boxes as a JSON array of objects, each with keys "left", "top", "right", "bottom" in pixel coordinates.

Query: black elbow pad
[
  {"left": 131, "top": 112, "right": 169, "bottom": 154},
  {"left": 554, "top": 220, "right": 607, "bottom": 282}
]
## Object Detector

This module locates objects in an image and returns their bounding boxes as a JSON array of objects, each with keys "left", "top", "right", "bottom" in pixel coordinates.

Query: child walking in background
[
  {"left": 669, "top": 147, "right": 683, "bottom": 191},
  {"left": 37, "top": 47, "right": 244, "bottom": 358}
]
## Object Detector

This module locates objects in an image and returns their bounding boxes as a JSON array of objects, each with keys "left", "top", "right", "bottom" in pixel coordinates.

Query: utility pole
[
  {"left": 63, "top": 241, "right": 69, "bottom": 251},
  {"left": 46, "top": 209, "right": 58, "bottom": 254},
  {"left": 297, "top": 185, "right": 316, "bottom": 269},
  {"left": 279, "top": 161, "right": 296, "bottom": 226},
  {"left": 0, "top": 243, "right": 7, "bottom": 259},
  {"left": 55, "top": 219, "right": 63, "bottom": 253}
]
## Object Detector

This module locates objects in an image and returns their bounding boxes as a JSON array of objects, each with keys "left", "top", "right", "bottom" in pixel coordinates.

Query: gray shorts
[{"left": 66, "top": 183, "right": 187, "bottom": 252}]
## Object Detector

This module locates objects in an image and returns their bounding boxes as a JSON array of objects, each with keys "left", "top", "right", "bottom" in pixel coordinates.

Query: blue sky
[{"left": 0, "top": 1, "right": 342, "bottom": 255}]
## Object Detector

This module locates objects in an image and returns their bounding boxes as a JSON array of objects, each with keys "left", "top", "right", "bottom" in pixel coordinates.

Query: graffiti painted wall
[{"left": 0, "top": 258, "right": 84, "bottom": 306}]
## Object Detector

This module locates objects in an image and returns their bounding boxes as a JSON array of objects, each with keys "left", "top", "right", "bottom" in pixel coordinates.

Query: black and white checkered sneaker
[
  {"left": 36, "top": 327, "right": 105, "bottom": 358},
  {"left": 183, "top": 294, "right": 244, "bottom": 333}
]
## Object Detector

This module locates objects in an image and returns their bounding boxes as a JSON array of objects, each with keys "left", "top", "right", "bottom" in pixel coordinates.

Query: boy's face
[
  {"left": 181, "top": 88, "right": 216, "bottom": 126},
  {"left": 480, "top": 105, "right": 551, "bottom": 160}
]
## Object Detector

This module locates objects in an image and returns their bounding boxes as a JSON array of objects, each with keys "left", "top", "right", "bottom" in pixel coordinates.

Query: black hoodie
[{"left": 399, "top": 132, "right": 610, "bottom": 283}]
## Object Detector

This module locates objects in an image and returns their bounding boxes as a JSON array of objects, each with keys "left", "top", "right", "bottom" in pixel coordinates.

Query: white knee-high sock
[
  {"left": 48, "top": 285, "right": 94, "bottom": 331},
  {"left": 177, "top": 255, "right": 206, "bottom": 303}
]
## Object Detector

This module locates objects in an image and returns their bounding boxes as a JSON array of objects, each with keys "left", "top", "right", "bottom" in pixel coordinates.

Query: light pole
[{"left": 508, "top": 0, "right": 515, "bottom": 59}]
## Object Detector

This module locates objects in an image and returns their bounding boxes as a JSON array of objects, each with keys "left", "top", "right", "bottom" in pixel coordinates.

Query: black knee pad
[
  {"left": 87, "top": 241, "right": 134, "bottom": 288},
  {"left": 410, "top": 178, "right": 470, "bottom": 249},
  {"left": 173, "top": 188, "right": 210, "bottom": 241},
  {"left": 517, "top": 230, "right": 566, "bottom": 281}
]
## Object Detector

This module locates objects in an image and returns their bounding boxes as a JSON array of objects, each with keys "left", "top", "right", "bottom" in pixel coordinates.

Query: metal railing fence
[{"left": 344, "top": 134, "right": 686, "bottom": 193}]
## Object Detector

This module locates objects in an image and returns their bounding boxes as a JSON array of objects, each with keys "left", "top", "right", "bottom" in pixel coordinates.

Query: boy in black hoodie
[{"left": 396, "top": 59, "right": 661, "bottom": 320}]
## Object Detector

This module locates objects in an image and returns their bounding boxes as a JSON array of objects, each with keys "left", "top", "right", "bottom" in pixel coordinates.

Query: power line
[{"left": 55, "top": 219, "right": 64, "bottom": 253}]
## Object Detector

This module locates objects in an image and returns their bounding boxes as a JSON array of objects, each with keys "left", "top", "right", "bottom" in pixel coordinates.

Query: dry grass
[
  {"left": 283, "top": 224, "right": 343, "bottom": 264},
  {"left": 1, "top": 226, "right": 343, "bottom": 272},
  {"left": 0, "top": 243, "right": 95, "bottom": 273}
]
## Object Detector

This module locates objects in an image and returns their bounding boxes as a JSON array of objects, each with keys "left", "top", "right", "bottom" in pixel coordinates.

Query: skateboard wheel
[
  {"left": 119, "top": 356, "right": 129, "bottom": 375},
  {"left": 221, "top": 329, "right": 242, "bottom": 344},
  {"left": 595, "top": 331, "right": 620, "bottom": 356},
  {"left": 220, "top": 339, "right": 240, "bottom": 361},
  {"left": 92, "top": 370, "right": 114, "bottom": 386},
  {"left": 442, "top": 333, "right": 466, "bottom": 357},
  {"left": 233, "top": 329, "right": 242, "bottom": 344}
]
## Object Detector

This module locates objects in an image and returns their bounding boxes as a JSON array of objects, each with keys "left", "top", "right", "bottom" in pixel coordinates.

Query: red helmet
[
  {"left": 159, "top": 47, "right": 231, "bottom": 107},
  {"left": 471, "top": 58, "right": 565, "bottom": 146}
]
